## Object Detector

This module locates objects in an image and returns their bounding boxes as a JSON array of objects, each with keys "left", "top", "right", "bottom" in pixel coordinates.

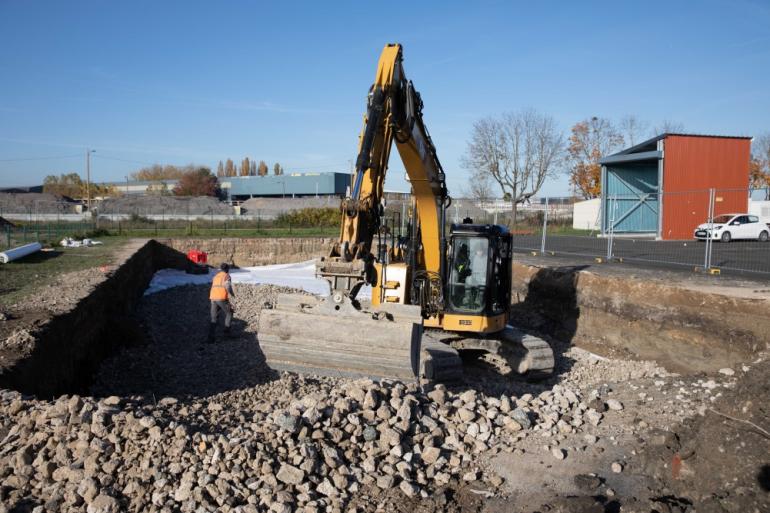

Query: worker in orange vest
[{"left": 208, "top": 262, "right": 235, "bottom": 343}]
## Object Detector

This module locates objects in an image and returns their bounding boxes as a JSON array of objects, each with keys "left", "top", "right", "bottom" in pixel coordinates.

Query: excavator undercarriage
[{"left": 258, "top": 293, "right": 554, "bottom": 383}]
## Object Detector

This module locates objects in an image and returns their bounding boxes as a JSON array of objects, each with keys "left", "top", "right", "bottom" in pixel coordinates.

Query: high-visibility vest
[{"left": 209, "top": 271, "right": 230, "bottom": 301}]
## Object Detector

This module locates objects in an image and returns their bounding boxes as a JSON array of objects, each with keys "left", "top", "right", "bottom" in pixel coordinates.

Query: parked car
[{"left": 694, "top": 213, "right": 770, "bottom": 242}]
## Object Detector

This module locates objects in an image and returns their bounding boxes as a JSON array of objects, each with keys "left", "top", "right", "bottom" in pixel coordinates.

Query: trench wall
[
  {"left": 510, "top": 262, "right": 770, "bottom": 373},
  {"left": 0, "top": 240, "right": 189, "bottom": 397},
  {"left": 160, "top": 237, "right": 335, "bottom": 267}
]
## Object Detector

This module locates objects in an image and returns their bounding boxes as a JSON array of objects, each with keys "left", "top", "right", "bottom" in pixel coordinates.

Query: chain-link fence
[
  {"left": 513, "top": 188, "right": 770, "bottom": 276},
  {"left": 3, "top": 190, "right": 769, "bottom": 276}
]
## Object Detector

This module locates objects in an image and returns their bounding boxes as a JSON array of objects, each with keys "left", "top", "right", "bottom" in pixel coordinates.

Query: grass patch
[
  {"left": 0, "top": 238, "right": 127, "bottom": 308},
  {"left": 110, "top": 227, "right": 340, "bottom": 238}
]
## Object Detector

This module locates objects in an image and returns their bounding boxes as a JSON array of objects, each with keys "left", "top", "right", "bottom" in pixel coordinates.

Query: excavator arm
[{"left": 324, "top": 43, "right": 450, "bottom": 304}]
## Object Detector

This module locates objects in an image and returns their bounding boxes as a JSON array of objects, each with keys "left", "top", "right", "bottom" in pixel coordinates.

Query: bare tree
[
  {"left": 463, "top": 109, "right": 562, "bottom": 226},
  {"left": 463, "top": 171, "right": 494, "bottom": 201},
  {"left": 224, "top": 159, "right": 236, "bottom": 177},
  {"left": 240, "top": 157, "right": 251, "bottom": 177},
  {"left": 619, "top": 115, "right": 649, "bottom": 146},
  {"left": 653, "top": 120, "right": 685, "bottom": 135}
]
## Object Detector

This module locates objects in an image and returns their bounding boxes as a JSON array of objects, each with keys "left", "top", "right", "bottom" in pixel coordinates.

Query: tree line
[
  {"left": 128, "top": 164, "right": 219, "bottom": 197},
  {"left": 42, "top": 158, "right": 290, "bottom": 200},
  {"left": 215, "top": 158, "right": 283, "bottom": 177},
  {"left": 463, "top": 111, "right": 770, "bottom": 220},
  {"left": 42, "top": 173, "right": 118, "bottom": 199}
]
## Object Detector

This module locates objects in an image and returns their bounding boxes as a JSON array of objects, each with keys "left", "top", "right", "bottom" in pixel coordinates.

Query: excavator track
[
  {"left": 432, "top": 325, "right": 555, "bottom": 380},
  {"left": 258, "top": 294, "right": 464, "bottom": 382},
  {"left": 258, "top": 294, "right": 552, "bottom": 383}
]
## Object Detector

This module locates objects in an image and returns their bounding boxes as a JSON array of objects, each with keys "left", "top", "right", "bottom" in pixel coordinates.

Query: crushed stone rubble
[
  {"left": 0, "top": 283, "right": 746, "bottom": 513},
  {"left": 0, "top": 374, "right": 618, "bottom": 512}
]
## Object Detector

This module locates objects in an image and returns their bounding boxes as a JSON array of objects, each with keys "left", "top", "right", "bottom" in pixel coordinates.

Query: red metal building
[{"left": 600, "top": 134, "right": 752, "bottom": 240}]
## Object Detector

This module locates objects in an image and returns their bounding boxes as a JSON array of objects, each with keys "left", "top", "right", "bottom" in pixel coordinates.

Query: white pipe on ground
[{"left": 0, "top": 242, "right": 43, "bottom": 263}]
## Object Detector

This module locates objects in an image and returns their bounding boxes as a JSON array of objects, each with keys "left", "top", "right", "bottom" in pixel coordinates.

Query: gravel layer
[{"left": 0, "top": 283, "right": 755, "bottom": 513}]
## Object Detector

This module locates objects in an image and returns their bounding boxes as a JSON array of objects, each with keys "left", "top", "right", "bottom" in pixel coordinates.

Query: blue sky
[{"left": 1, "top": 0, "right": 769, "bottom": 196}]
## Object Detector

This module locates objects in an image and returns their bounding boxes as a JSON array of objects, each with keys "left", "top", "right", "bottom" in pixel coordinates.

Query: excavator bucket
[{"left": 258, "top": 294, "right": 424, "bottom": 380}]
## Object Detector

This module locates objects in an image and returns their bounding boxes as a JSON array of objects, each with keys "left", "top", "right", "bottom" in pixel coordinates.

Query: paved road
[{"left": 513, "top": 234, "right": 770, "bottom": 276}]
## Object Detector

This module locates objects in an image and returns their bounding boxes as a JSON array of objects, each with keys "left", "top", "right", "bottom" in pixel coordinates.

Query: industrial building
[
  {"left": 100, "top": 179, "right": 179, "bottom": 196},
  {"left": 222, "top": 172, "right": 349, "bottom": 201},
  {"left": 97, "top": 172, "right": 351, "bottom": 201},
  {"left": 600, "top": 133, "right": 751, "bottom": 240}
]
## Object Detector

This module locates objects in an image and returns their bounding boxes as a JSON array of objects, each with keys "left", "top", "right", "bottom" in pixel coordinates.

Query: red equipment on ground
[{"left": 186, "top": 250, "right": 208, "bottom": 265}]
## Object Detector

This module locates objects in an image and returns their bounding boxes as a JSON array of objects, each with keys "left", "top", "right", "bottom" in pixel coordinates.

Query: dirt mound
[
  {"left": 637, "top": 359, "right": 770, "bottom": 512},
  {"left": 98, "top": 195, "right": 232, "bottom": 216},
  {"left": 0, "top": 192, "right": 77, "bottom": 214}
]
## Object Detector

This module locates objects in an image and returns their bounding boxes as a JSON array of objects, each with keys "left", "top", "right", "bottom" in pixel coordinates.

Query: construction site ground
[{"left": 0, "top": 238, "right": 767, "bottom": 513}]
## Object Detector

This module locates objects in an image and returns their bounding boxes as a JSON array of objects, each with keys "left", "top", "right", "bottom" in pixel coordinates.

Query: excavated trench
[
  {"left": 1, "top": 238, "right": 769, "bottom": 512},
  {"left": 0, "top": 237, "right": 767, "bottom": 399},
  {"left": 0, "top": 238, "right": 334, "bottom": 398}
]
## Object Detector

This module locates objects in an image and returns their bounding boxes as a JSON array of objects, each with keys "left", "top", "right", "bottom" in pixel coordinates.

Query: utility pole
[{"left": 85, "top": 149, "right": 95, "bottom": 210}]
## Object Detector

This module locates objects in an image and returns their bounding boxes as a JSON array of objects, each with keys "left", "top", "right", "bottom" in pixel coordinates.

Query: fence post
[
  {"left": 704, "top": 188, "right": 715, "bottom": 271},
  {"left": 540, "top": 197, "right": 549, "bottom": 254},
  {"left": 606, "top": 195, "right": 617, "bottom": 260}
]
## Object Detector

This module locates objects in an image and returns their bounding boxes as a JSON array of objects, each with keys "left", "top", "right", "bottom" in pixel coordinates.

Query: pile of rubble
[
  {"left": 0, "top": 283, "right": 700, "bottom": 512},
  {"left": 97, "top": 196, "right": 232, "bottom": 217},
  {"left": 0, "top": 370, "right": 622, "bottom": 512},
  {"left": 0, "top": 192, "right": 76, "bottom": 215}
]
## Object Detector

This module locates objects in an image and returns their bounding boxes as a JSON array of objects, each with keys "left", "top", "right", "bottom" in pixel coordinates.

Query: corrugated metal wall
[{"left": 661, "top": 136, "right": 750, "bottom": 239}]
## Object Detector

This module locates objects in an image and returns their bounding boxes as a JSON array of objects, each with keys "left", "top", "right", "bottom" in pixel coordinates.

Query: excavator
[{"left": 258, "top": 44, "right": 554, "bottom": 382}]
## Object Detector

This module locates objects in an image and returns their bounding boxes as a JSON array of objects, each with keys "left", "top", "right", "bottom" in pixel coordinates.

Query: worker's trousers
[{"left": 210, "top": 300, "right": 232, "bottom": 328}]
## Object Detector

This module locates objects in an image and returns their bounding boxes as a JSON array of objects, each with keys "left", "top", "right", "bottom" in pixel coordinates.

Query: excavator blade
[{"left": 258, "top": 294, "right": 418, "bottom": 380}]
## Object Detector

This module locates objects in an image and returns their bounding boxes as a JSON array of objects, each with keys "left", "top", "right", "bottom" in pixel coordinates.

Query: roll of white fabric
[{"left": 0, "top": 242, "right": 43, "bottom": 263}]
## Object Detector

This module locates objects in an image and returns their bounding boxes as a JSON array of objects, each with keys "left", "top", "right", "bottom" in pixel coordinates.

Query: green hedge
[{"left": 274, "top": 207, "right": 340, "bottom": 228}]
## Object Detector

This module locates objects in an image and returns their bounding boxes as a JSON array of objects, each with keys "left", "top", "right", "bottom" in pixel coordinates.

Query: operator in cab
[{"left": 209, "top": 262, "right": 235, "bottom": 343}]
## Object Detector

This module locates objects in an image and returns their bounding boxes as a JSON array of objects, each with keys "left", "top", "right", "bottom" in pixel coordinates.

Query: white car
[{"left": 694, "top": 213, "right": 770, "bottom": 242}]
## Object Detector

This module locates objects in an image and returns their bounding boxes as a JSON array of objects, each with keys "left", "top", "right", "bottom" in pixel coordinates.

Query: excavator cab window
[{"left": 448, "top": 236, "right": 489, "bottom": 313}]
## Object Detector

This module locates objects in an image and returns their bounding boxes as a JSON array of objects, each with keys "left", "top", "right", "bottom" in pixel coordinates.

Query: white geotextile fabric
[{"left": 144, "top": 260, "right": 373, "bottom": 299}]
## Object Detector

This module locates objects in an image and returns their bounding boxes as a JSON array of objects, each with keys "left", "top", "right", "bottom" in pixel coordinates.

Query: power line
[
  {"left": 92, "top": 154, "right": 156, "bottom": 166},
  {"left": 0, "top": 153, "right": 82, "bottom": 163},
  {"left": 284, "top": 161, "right": 349, "bottom": 171}
]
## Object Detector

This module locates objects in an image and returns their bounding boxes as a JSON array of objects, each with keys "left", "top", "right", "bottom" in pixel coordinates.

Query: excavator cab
[{"left": 442, "top": 224, "right": 512, "bottom": 334}]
